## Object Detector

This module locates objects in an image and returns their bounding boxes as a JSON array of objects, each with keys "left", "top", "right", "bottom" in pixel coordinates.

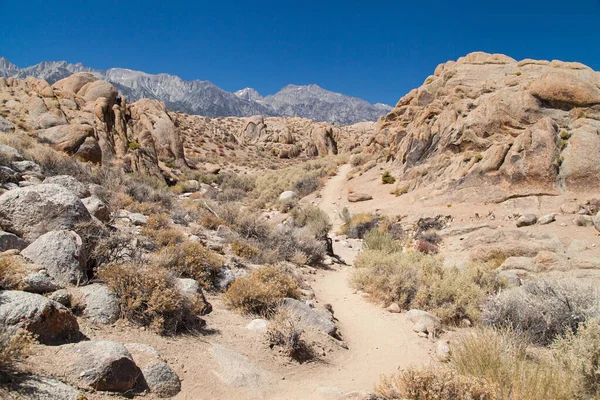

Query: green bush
[{"left": 381, "top": 171, "right": 396, "bottom": 184}]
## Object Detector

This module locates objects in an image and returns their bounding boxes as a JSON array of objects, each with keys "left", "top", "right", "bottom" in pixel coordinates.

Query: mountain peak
[{"left": 234, "top": 87, "right": 263, "bottom": 102}]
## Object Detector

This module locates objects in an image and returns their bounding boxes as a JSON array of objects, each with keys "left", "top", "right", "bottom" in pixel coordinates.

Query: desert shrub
[
  {"left": 415, "top": 239, "right": 439, "bottom": 254},
  {"left": 216, "top": 203, "right": 272, "bottom": 241},
  {"left": 156, "top": 242, "right": 224, "bottom": 289},
  {"left": 0, "top": 329, "right": 34, "bottom": 371},
  {"left": 142, "top": 214, "right": 185, "bottom": 247},
  {"left": 99, "top": 263, "right": 210, "bottom": 335},
  {"left": 341, "top": 213, "right": 379, "bottom": 239},
  {"left": 552, "top": 319, "right": 600, "bottom": 397},
  {"left": 231, "top": 241, "right": 260, "bottom": 260},
  {"left": 267, "top": 308, "right": 314, "bottom": 362},
  {"left": 352, "top": 251, "right": 499, "bottom": 324},
  {"left": 338, "top": 207, "right": 351, "bottom": 225},
  {"left": 416, "top": 231, "right": 441, "bottom": 245},
  {"left": 270, "top": 225, "right": 327, "bottom": 265},
  {"left": 278, "top": 197, "right": 297, "bottom": 213},
  {"left": 376, "top": 366, "right": 499, "bottom": 400},
  {"left": 291, "top": 205, "right": 332, "bottom": 239},
  {"left": 482, "top": 279, "right": 600, "bottom": 344},
  {"left": 223, "top": 265, "right": 300, "bottom": 314},
  {"left": 381, "top": 171, "right": 396, "bottom": 184},
  {"left": 450, "top": 329, "right": 577, "bottom": 400},
  {"left": 292, "top": 175, "right": 320, "bottom": 197},
  {"left": 91, "top": 229, "right": 136, "bottom": 268},
  {"left": 198, "top": 212, "right": 227, "bottom": 230},
  {"left": 363, "top": 229, "right": 402, "bottom": 253},
  {"left": 349, "top": 154, "right": 367, "bottom": 167},
  {"left": 216, "top": 187, "right": 246, "bottom": 202},
  {"left": 250, "top": 158, "right": 337, "bottom": 207},
  {"left": 220, "top": 173, "right": 256, "bottom": 192}
]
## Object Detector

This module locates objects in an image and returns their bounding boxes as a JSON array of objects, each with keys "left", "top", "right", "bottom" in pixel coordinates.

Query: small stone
[
  {"left": 386, "top": 303, "right": 401, "bottom": 313},
  {"left": 246, "top": 319, "right": 268, "bottom": 333},
  {"left": 516, "top": 214, "right": 537, "bottom": 227}
]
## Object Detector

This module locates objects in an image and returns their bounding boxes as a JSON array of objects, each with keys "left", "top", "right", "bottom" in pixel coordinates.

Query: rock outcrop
[{"left": 373, "top": 52, "right": 600, "bottom": 200}]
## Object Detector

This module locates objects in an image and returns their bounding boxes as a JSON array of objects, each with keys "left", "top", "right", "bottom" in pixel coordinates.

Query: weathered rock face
[
  {"left": 21, "top": 230, "right": 86, "bottom": 285},
  {"left": 0, "top": 291, "right": 80, "bottom": 345},
  {"left": 0, "top": 184, "right": 91, "bottom": 241},
  {"left": 0, "top": 74, "right": 187, "bottom": 181},
  {"left": 374, "top": 52, "right": 600, "bottom": 200}
]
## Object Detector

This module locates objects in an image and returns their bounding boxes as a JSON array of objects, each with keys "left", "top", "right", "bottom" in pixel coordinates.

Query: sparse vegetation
[
  {"left": 0, "top": 256, "right": 25, "bottom": 290},
  {"left": 142, "top": 214, "right": 185, "bottom": 247},
  {"left": 0, "top": 329, "right": 34, "bottom": 372},
  {"left": 100, "top": 263, "right": 211, "bottom": 335},
  {"left": 156, "top": 242, "right": 224, "bottom": 290},
  {"left": 381, "top": 171, "right": 396, "bottom": 184},
  {"left": 482, "top": 279, "right": 600, "bottom": 344},
  {"left": 231, "top": 240, "right": 260, "bottom": 260},
  {"left": 223, "top": 265, "right": 300, "bottom": 314},
  {"left": 352, "top": 244, "right": 501, "bottom": 324},
  {"left": 267, "top": 308, "right": 314, "bottom": 362},
  {"left": 128, "top": 141, "right": 140, "bottom": 150},
  {"left": 340, "top": 213, "right": 379, "bottom": 239},
  {"left": 377, "top": 366, "right": 498, "bottom": 400}
]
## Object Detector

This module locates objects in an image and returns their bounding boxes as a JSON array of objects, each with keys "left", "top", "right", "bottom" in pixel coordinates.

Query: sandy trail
[{"left": 269, "top": 164, "right": 432, "bottom": 398}]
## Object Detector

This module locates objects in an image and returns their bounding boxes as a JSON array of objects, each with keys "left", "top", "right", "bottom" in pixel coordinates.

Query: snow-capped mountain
[{"left": 0, "top": 58, "right": 391, "bottom": 124}]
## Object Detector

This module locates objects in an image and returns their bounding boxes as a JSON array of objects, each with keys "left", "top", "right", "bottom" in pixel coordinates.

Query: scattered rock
[
  {"left": 436, "top": 340, "right": 451, "bottom": 362},
  {"left": 279, "top": 191, "right": 298, "bottom": 202},
  {"left": 405, "top": 309, "right": 441, "bottom": 337},
  {"left": 0, "top": 116, "right": 15, "bottom": 133},
  {"left": 64, "top": 340, "right": 141, "bottom": 392},
  {"left": 7, "top": 375, "right": 83, "bottom": 400},
  {"left": 246, "top": 319, "right": 269, "bottom": 333},
  {"left": 594, "top": 211, "right": 600, "bottom": 233},
  {"left": 125, "top": 343, "right": 181, "bottom": 398},
  {"left": 21, "top": 230, "right": 86, "bottom": 285},
  {"left": 142, "top": 361, "right": 181, "bottom": 398},
  {"left": 78, "top": 284, "right": 120, "bottom": 324},
  {"left": 43, "top": 175, "right": 90, "bottom": 198},
  {"left": 48, "top": 289, "right": 72, "bottom": 306},
  {"left": 516, "top": 214, "right": 537, "bottom": 227},
  {"left": 204, "top": 162, "right": 221, "bottom": 174},
  {"left": 22, "top": 271, "right": 61, "bottom": 294},
  {"left": 347, "top": 192, "right": 373, "bottom": 202},
  {"left": 0, "top": 230, "right": 28, "bottom": 251},
  {"left": 0, "top": 184, "right": 91, "bottom": 241},
  {"left": 0, "top": 290, "right": 80, "bottom": 345},
  {"left": 210, "top": 344, "right": 274, "bottom": 395},
  {"left": 561, "top": 202, "right": 581, "bottom": 214},
  {"left": 81, "top": 196, "right": 110, "bottom": 222},
  {"left": 386, "top": 303, "right": 401, "bottom": 313},
  {"left": 0, "top": 165, "right": 22, "bottom": 184},
  {"left": 574, "top": 215, "right": 594, "bottom": 227},
  {"left": 281, "top": 298, "right": 337, "bottom": 336},
  {"left": 537, "top": 214, "right": 556, "bottom": 225}
]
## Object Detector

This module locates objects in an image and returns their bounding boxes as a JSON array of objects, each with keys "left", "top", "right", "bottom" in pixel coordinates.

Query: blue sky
[{"left": 2, "top": 0, "right": 599, "bottom": 105}]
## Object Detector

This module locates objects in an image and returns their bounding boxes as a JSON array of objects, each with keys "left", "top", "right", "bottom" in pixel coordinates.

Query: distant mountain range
[{"left": 0, "top": 58, "right": 391, "bottom": 125}]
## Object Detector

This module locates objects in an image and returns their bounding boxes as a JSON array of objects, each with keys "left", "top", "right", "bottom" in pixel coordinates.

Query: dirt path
[{"left": 269, "top": 164, "right": 432, "bottom": 398}]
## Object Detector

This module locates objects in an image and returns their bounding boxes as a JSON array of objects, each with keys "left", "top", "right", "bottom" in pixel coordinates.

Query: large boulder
[
  {"left": 6, "top": 376, "right": 83, "bottom": 400},
  {"left": 78, "top": 284, "right": 120, "bottom": 324},
  {"left": 37, "top": 124, "right": 95, "bottom": 154},
  {"left": 52, "top": 72, "right": 97, "bottom": 95},
  {"left": 0, "top": 184, "right": 91, "bottom": 241},
  {"left": 281, "top": 298, "right": 337, "bottom": 336},
  {"left": 63, "top": 341, "right": 141, "bottom": 392},
  {"left": 0, "top": 291, "right": 80, "bottom": 345},
  {"left": 21, "top": 230, "right": 86, "bottom": 285},
  {"left": 43, "top": 175, "right": 90, "bottom": 198},
  {"left": 529, "top": 71, "right": 600, "bottom": 106}
]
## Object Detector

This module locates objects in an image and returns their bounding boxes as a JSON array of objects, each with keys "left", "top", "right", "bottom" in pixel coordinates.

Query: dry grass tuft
[
  {"left": 267, "top": 308, "right": 315, "bottom": 362},
  {"left": 0, "top": 329, "right": 34, "bottom": 371},
  {"left": 155, "top": 242, "right": 224, "bottom": 290},
  {"left": 142, "top": 214, "right": 185, "bottom": 247},
  {"left": 223, "top": 265, "right": 300, "bottom": 314},
  {"left": 99, "top": 263, "right": 210, "bottom": 335},
  {"left": 376, "top": 366, "right": 499, "bottom": 400},
  {"left": 0, "top": 256, "right": 26, "bottom": 290},
  {"left": 352, "top": 247, "right": 500, "bottom": 324}
]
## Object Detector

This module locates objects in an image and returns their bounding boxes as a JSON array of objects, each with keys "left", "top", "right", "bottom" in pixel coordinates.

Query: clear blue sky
[{"left": 2, "top": 0, "right": 599, "bottom": 105}]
